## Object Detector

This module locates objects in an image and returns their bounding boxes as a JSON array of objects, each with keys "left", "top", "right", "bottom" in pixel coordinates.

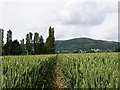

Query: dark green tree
[
  {"left": 7, "top": 30, "right": 12, "bottom": 43},
  {"left": 0, "top": 29, "right": 4, "bottom": 55},
  {"left": 11, "top": 40, "right": 22, "bottom": 55},
  {"left": 0, "top": 30, "right": 1, "bottom": 55},
  {"left": 39, "top": 35, "right": 45, "bottom": 54},
  {"left": 2, "top": 43, "right": 7, "bottom": 55},
  {"left": 34, "top": 32, "right": 40, "bottom": 54},
  {"left": 26, "top": 32, "right": 33, "bottom": 55},
  {"left": 3, "top": 30, "right": 12, "bottom": 55},
  {"left": 0, "top": 29, "right": 4, "bottom": 46},
  {"left": 20, "top": 39, "right": 27, "bottom": 55},
  {"left": 2, "top": 29, "right": 4, "bottom": 46},
  {"left": 45, "top": 26, "right": 55, "bottom": 54},
  {"left": 26, "top": 33, "right": 30, "bottom": 54},
  {"left": 7, "top": 30, "right": 12, "bottom": 55}
]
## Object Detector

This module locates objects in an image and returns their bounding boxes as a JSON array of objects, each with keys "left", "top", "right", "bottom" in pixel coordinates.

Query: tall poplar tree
[
  {"left": 0, "top": 29, "right": 4, "bottom": 55},
  {"left": 0, "top": 29, "right": 4, "bottom": 46},
  {"left": 26, "top": 32, "right": 33, "bottom": 55},
  {"left": 34, "top": 32, "right": 40, "bottom": 54},
  {"left": 45, "top": 26, "right": 55, "bottom": 54},
  {"left": 7, "top": 30, "right": 12, "bottom": 43},
  {"left": 20, "top": 39, "right": 27, "bottom": 55},
  {"left": 39, "top": 35, "right": 45, "bottom": 54},
  {"left": 3, "top": 30, "right": 12, "bottom": 55}
]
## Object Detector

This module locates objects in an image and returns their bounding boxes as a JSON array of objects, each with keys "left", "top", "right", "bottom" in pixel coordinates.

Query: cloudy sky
[{"left": 0, "top": 0, "right": 119, "bottom": 42}]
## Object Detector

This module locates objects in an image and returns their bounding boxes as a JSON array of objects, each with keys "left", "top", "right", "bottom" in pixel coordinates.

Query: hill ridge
[{"left": 55, "top": 37, "right": 119, "bottom": 52}]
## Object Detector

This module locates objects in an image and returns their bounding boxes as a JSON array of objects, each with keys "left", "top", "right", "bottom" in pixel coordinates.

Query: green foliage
[
  {"left": 34, "top": 32, "right": 40, "bottom": 54},
  {"left": 2, "top": 30, "right": 12, "bottom": 55},
  {"left": 0, "top": 29, "right": 4, "bottom": 46},
  {"left": 20, "top": 39, "right": 27, "bottom": 55},
  {"left": 2, "top": 41, "right": 12, "bottom": 55},
  {"left": 39, "top": 35, "right": 45, "bottom": 54},
  {"left": 3, "top": 39, "right": 22, "bottom": 55},
  {"left": 26, "top": 32, "right": 34, "bottom": 55},
  {"left": 11, "top": 40, "right": 22, "bottom": 55},
  {"left": 7, "top": 30, "right": 12, "bottom": 43},
  {"left": 0, "top": 29, "right": 3, "bottom": 56},
  {"left": 45, "top": 26, "right": 55, "bottom": 54},
  {"left": 2, "top": 26, "right": 55, "bottom": 55}
]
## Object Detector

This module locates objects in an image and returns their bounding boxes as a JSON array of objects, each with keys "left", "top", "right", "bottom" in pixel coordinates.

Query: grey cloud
[
  {"left": 1, "top": 0, "right": 118, "bottom": 42},
  {"left": 63, "top": 12, "right": 105, "bottom": 26},
  {"left": 59, "top": 2, "right": 117, "bottom": 26}
]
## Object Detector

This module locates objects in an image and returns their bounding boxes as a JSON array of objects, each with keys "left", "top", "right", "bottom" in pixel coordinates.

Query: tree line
[{"left": 0, "top": 26, "right": 55, "bottom": 55}]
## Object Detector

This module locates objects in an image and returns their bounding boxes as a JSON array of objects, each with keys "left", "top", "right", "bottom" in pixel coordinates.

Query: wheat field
[{"left": 1, "top": 53, "right": 119, "bottom": 89}]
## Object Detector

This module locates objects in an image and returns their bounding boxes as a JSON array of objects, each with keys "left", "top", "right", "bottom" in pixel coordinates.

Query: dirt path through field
[
  {"left": 54, "top": 71, "right": 64, "bottom": 89},
  {"left": 53, "top": 54, "right": 64, "bottom": 89}
]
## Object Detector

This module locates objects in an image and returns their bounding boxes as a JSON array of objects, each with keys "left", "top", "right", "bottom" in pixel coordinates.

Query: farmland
[{"left": 1, "top": 52, "right": 119, "bottom": 89}]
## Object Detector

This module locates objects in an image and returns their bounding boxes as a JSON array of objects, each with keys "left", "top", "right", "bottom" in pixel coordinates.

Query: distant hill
[{"left": 55, "top": 37, "right": 119, "bottom": 52}]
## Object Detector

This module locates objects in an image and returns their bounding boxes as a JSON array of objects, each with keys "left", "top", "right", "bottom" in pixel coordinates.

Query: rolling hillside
[{"left": 55, "top": 37, "right": 119, "bottom": 52}]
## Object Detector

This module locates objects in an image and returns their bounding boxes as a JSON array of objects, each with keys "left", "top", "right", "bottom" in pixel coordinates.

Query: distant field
[{"left": 1, "top": 53, "right": 119, "bottom": 88}]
